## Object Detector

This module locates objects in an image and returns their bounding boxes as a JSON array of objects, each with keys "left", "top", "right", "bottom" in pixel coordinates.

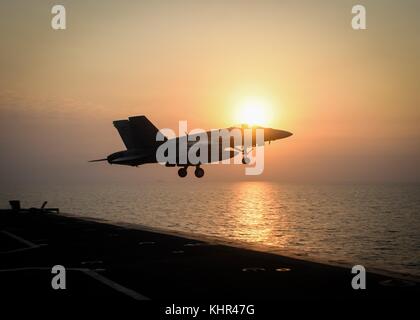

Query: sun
[{"left": 234, "top": 96, "right": 271, "bottom": 126}]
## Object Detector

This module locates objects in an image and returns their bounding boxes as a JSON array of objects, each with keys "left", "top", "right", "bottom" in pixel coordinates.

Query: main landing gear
[
  {"left": 178, "top": 167, "right": 188, "bottom": 178},
  {"left": 194, "top": 166, "right": 204, "bottom": 178},
  {"left": 177, "top": 165, "right": 205, "bottom": 178}
]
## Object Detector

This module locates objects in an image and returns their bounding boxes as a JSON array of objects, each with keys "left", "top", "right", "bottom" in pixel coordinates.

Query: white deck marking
[
  {"left": 82, "top": 269, "right": 150, "bottom": 300},
  {"left": 0, "top": 267, "right": 51, "bottom": 272},
  {"left": 1, "top": 230, "right": 39, "bottom": 248},
  {"left": 0, "top": 267, "right": 150, "bottom": 301},
  {"left": 0, "top": 247, "right": 41, "bottom": 254}
]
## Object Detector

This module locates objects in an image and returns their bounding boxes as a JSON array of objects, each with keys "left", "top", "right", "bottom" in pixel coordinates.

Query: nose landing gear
[
  {"left": 235, "top": 146, "right": 253, "bottom": 165},
  {"left": 242, "top": 157, "right": 251, "bottom": 164},
  {"left": 242, "top": 149, "right": 251, "bottom": 164}
]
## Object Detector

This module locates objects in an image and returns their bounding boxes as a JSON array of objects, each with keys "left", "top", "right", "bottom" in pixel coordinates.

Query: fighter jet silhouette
[{"left": 90, "top": 116, "right": 292, "bottom": 177}]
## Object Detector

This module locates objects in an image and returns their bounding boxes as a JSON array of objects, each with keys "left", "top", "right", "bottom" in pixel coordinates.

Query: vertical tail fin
[
  {"left": 113, "top": 116, "right": 161, "bottom": 149},
  {"left": 113, "top": 120, "right": 135, "bottom": 149}
]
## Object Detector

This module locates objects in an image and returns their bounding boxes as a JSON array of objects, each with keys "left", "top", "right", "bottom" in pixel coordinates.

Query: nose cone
[
  {"left": 276, "top": 129, "right": 293, "bottom": 139},
  {"left": 269, "top": 129, "right": 293, "bottom": 141}
]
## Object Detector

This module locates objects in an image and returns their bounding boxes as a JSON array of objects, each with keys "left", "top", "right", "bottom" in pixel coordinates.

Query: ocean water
[{"left": 1, "top": 182, "right": 419, "bottom": 277}]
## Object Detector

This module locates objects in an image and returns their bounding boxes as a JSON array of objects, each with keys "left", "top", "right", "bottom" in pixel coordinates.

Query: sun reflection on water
[{"left": 228, "top": 182, "right": 292, "bottom": 247}]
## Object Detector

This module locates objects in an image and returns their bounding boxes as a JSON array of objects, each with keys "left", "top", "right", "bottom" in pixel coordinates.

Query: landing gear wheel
[
  {"left": 242, "top": 157, "right": 251, "bottom": 165},
  {"left": 194, "top": 167, "right": 205, "bottom": 178},
  {"left": 178, "top": 167, "right": 187, "bottom": 178}
]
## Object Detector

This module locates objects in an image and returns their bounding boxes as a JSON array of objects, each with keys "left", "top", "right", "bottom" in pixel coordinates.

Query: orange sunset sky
[{"left": 0, "top": 0, "right": 419, "bottom": 184}]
